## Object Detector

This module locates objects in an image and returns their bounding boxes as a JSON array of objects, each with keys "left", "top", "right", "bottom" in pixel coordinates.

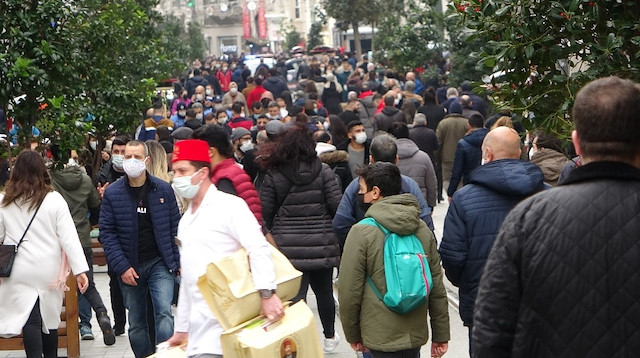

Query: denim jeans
[
  {"left": 119, "top": 256, "right": 175, "bottom": 358},
  {"left": 79, "top": 247, "right": 108, "bottom": 329}
]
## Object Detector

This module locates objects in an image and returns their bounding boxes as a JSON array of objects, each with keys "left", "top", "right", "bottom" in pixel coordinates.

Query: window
[{"left": 295, "top": 0, "right": 300, "bottom": 18}]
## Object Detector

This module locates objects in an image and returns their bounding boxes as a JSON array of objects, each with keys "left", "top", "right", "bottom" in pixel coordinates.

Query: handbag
[
  {"left": 0, "top": 203, "right": 42, "bottom": 277},
  {"left": 198, "top": 245, "right": 302, "bottom": 330}
]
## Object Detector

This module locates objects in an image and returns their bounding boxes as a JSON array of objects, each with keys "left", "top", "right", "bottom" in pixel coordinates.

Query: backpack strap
[{"left": 359, "top": 217, "right": 390, "bottom": 301}]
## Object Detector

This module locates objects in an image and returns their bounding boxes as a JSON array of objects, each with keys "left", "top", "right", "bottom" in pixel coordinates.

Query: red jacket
[
  {"left": 228, "top": 116, "right": 253, "bottom": 130},
  {"left": 217, "top": 69, "right": 232, "bottom": 92},
  {"left": 210, "top": 158, "right": 263, "bottom": 226},
  {"left": 246, "top": 85, "right": 266, "bottom": 108}
]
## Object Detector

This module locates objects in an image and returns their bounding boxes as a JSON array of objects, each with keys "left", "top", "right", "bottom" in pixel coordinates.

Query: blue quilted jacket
[
  {"left": 99, "top": 174, "right": 180, "bottom": 276},
  {"left": 440, "top": 159, "right": 545, "bottom": 325}
]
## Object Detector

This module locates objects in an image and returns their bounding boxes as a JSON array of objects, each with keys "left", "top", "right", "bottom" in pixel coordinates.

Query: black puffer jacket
[
  {"left": 473, "top": 161, "right": 640, "bottom": 358},
  {"left": 260, "top": 158, "right": 342, "bottom": 270}
]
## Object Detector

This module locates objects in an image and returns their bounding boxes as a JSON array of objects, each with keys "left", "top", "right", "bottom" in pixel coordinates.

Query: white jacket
[
  {"left": 175, "top": 185, "right": 276, "bottom": 356},
  {"left": 0, "top": 192, "right": 88, "bottom": 336}
]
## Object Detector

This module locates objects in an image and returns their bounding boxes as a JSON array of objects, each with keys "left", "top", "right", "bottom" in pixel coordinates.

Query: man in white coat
[{"left": 166, "top": 139, "right": 284, "bottom": 357}]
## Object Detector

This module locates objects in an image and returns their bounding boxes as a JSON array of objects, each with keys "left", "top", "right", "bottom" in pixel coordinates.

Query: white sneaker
[{"left": 323, "top": 333, "right": 340, "bottom": 353}]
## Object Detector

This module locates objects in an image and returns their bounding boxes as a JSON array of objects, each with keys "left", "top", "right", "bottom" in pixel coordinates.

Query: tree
[
  {"left": 322, "top": 0, "right": 371, "bottom": 58},
  {"left": 451, "top": 0, "right": 640, "bottom": 134},
  {"left": 280, "top": 19, "right": 301, "bottom": 52},
  {"left": 307, "top": 9, "right": 328, "bottom": 50},
  {"left": 187, "top": 21, "right": 206, "bottom": 62},
  {"left": 375, "top": 0, "right": 446, "bottom": 74}
]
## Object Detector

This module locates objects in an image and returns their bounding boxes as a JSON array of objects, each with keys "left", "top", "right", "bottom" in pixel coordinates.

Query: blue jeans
[{"left": 119, "top": 257, "right": 175, "bottom": 358}]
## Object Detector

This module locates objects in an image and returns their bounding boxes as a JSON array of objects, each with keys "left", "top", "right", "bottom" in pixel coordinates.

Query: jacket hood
[
  {"left": 319, "top": 149, "right": 348, "bottom": 164},
  {"left": 396, "top": 138, "right": 419, "bottom": 159},
  {"left": 463, "top": 128, "right": 489, "bottom": 148},
  {"left": 530, "top": 148, "right": 568, "bottom": 182},
  {"left": 366, "top": 193, "right": 421, "bottom": 236},
  {"left": 469, "top": 159, "right": 545, "bottom": 196},
  {"left": 315, "top": 142, "right": 337, "bottom": 156},
  {"left": 50, "top": 165, "right": 84, "bottom": 191},
  {"left": 382, "top": 106, "right": 400, "bottom": 116},
  {"left": 278, "top": 158, "right": 322, "bottom": 186},
  {"left": 265, "top": 77, "right": 281, "bottom": 84}
]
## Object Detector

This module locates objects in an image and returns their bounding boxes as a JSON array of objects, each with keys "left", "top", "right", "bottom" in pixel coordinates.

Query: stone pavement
[{"left": 1, "top": 199, "right": 470, "bottom": 358}]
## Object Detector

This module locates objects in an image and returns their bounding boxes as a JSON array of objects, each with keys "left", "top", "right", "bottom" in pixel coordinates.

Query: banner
[
  {"left": 242, "top": 0, "right": 251, "bottom": 39},
  {"left": 257, "top": 0, "right": 267, "bottom": 40}
]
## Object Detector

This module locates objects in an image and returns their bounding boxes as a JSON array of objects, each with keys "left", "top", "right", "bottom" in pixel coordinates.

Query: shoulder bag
[{"left": 0, "top": 203, "right": 42, "bottom": 277}]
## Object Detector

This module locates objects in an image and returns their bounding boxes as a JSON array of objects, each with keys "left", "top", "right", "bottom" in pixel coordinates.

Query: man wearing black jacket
[{"left": 473, "top": 76, "right": 640, "bottom": 357}]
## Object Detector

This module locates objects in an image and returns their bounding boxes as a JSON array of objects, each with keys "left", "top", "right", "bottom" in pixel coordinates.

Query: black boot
[{"left": 97, "top": 311, "right": 116, "bottom": 346}]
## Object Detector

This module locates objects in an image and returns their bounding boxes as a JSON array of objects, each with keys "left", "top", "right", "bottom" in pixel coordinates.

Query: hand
[
  {"left": 101, "top": 151, "right": 111, "bottom": 162},
  {"left": 97, "top": 182, "right": 110, "bottom": 199},
  {"left": 264, "top": 232, "right": 277, "bottom": 247},
  {"left": 167, "top": 332, "right": 188, "bottom": 349},
  {"left": 350, "top": 342, "right": 368, "bottom": 352},
  {"left": 76, "top": 273, "right": 89, "bottom": 294},
  {"left": 259, "top": 294, "right": 284, "bottom": 322},
  {"left": 431, "top": 342, "right": 448, "bottom": 357},
  {"left": 447, "top": 196, "right": 452, "bottom": 203},
  {"left": 121, "top": 267, "right": 139, "bottom": 286}
]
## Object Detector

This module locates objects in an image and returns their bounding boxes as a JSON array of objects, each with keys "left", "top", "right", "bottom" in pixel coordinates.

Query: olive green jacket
[{"left": 338, "top": 193, "right": 450, "bottom": 351}]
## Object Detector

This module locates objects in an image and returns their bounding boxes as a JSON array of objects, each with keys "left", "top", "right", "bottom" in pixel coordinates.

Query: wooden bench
[
  {"left": 0, "top": 274, "right": 80, "bottom": 358},
  {"left": 91, "top": 238, "right": 107, "bottom": 267}
]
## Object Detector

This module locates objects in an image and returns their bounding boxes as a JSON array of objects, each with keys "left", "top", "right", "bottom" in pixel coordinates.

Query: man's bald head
[
  {"left": 405, "top": 72, "right": 415, "bottom": 81},
  {"left": 482, "top": 126, "right": 522, "bottom": 163}
]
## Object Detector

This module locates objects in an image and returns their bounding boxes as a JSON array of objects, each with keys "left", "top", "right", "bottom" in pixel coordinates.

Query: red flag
[
  {"left": 242, "top": 0, "right": 251, "bottom": 39},
  {"left": 258, "top": 0, "right": 267, "bottom": 39}
]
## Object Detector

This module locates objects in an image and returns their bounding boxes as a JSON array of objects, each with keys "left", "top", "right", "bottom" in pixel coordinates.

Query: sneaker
[
  {"left": 97, "top": 311, "right": 116, "bottom": 346},
  {"left": 80, "top": 326, "right": 94, "bottom": 341},
  {"left": 323, "top": 333, "right": 340, "bottom": 353}
]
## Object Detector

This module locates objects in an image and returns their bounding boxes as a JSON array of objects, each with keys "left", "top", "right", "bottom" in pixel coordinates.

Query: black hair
[
  {"left": 390, "top": 122, "right": 410, "bottom": 139},
  {"left": 192, "top": 124, "right": 233, "bottom": 158},
  {"left": 384, "top": 95, "right": 395, "bottom": 106},
  {"left": 355, "top": 162, "right": 402, "bottom": 197},
  {"left": 232, "top": 102, "right": 244, "bottom": 114},
  {"left": 193, "top": 68, "right": 201, "bottom": 76},
  {"left": 468, "top": 113, "right": 485, "bottom": 129},
  {"left": 112, "top": 136, "right": 130, "bottom": 147},
  {"left": 347, "top": 120, "right": 363, "bottom": 132}
]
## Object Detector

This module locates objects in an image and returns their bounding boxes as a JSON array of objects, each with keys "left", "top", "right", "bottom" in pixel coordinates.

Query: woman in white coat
[{"left": 0, "top": 150, "right": 89, "bottom": 358}]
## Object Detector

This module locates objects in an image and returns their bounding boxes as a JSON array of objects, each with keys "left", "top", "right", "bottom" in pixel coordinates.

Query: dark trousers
[
  {"left": 369, "top": 348, "right": 420, "bottom": 358},
  {"left": 23, "top": 299, "right": 58, "bottom": 358},
  {"left": 435, "top": 162, "right": 443, "bottom": 201},
  {"left": 468, "top": 325, "right": 473, "bottom": 357},
  {"left": 292, "top": 268, "right": 335, "bottom": 339},
  {"left": 79, "top": 247, "right": 108, "bottom": 328},
  {"left": 108, "top": 265, "right": 127, "bottom": 329}
]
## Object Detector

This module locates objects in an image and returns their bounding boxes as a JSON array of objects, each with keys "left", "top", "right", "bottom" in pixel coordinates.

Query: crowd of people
[{"left": 0, "top": 50, "right": 639, "bottom": 358}]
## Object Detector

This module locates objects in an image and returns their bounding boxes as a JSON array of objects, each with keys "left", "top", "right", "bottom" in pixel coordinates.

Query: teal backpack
[{"left": 359, "top": 217, "right": 433, "bottom": 314}]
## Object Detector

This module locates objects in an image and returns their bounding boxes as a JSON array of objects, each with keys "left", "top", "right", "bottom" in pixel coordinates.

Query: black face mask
[
  {"left": 182, "top": 94, "right": 188, "bottom": 100},
  {"left": 357, "top": 193, "right": 372, "bottom": 213}
]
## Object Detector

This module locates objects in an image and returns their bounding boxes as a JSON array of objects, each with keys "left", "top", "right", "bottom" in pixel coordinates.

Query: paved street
[{"left": 0, "top": 199, "right": 470, "bottom": 358}]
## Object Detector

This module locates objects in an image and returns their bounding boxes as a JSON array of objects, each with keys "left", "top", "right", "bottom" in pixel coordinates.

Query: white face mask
[
  {"left": 230, "top": 87, "right": 238, "bottom": 94},
  {"left": 354, "top": 132, "right": 367, "bottom": 144},
  {"left": 123, "top": 158, "right": 146, "bottom": 178},
  {"left": 111, "top": 154, "right": 124, "bottom": 170},
  {"left": 323, "top": 121, "right": 330, "bottom": 130},
  {"left": 89, "top": 141, "right": 97, "bottom": 151},
  {"left": 171, "top": 169, "right": 203, "bottom": 199},
  {"left": 196, "top": 113, "right": 203, "bottom": 121},
  {"left": 218, "top": 116, "right": 228, "bottom": 124},
  {"left": 240, "top": 140, "right": 254, "bottom": 152},
  {"left": 196, "top": 94, "right": 204, "bottom": 101},
  {"left": 178, "top": 110, "right": 186, "bottom": 117},
  {"left": 529, "top": 147, "right": 536, "bottom": 160},
  {"left": 67, "top": 158, "right": 79, "bottom": 167},
  {"left": 205, "top": 89, "right": 212, "bottom": 96}
]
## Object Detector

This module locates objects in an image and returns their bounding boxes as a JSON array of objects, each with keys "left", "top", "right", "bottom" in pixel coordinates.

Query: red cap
[{"left": 172, "top": 139, "right": 210, "bottom": 163}]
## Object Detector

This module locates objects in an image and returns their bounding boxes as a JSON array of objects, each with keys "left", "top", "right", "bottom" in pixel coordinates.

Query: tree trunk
[
  {"left": 371, "top": 21, "right": 375, "bottom": 53},
  {"left": 353, "top": 21, "right": 362, "bottom": 59}
]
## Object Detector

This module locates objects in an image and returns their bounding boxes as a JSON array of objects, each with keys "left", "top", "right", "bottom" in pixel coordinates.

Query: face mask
[
  {"left": 196, "top": 113, "right": 203, "bottom": 121},
  {"left": 206, "top": 89, "right": 212, "bottom": 96},
  {"left": 323, "top": 121, "right": 330, "bottom": 130},
  {"left": 357, "top": 193, "right": 372, "bottom": 213},
  {"left": 354, "top": 132, "right": 367, "bottom": 144},
  {"left": 182, "top": 94, "right": 188, "bottom": 100},
  {"left": 222, "top": 67, "right": 228, "bottom": 71},
  {"left": 89, "top": 141, "right": 97, "bottom": 151},
  {"left": 112, "top": 154, "right": 124, "bottom": 170},
  {"left": 268, "top": 114, "right": 279, "bottom": 120},
  {"left": 178, "top": 110, "right": 186, "bottom": 117},
  {"left": 196, "top": 94, "right": 204, "bottom": 102},
  {"left": 230, "top": 87, "right": 238, "bottom": 94},
  {"left": 529, "top": 147, "right": 536, "bottom": 160},
  {"left": 67, "top": 158, "right": 79, "bottom": 167},
  {"left": 123, "top": 158, "right": 146, "bottom": 178},
  {"left": 280, "top": 108, "right": 288, "bottom": 118},
  {"left": 218, "top": 116, "right": 228, "bottom": 124},
  {"left": 240, "top": 140, "right": 254, "bottom": 152},
  {"left": 171, "top": 169, "right": 203, "bottom": 199},
  {"left": 166, "top": 93, "right": 174, "bottom": 101}
]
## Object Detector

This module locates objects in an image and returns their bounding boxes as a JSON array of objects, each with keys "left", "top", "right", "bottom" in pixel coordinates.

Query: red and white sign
[
  {"left": 242, "top": 0, "right": 251, "bottom": 39},
  {"left": 257, "top": 0, "right": 267, "bottom": 39}
]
